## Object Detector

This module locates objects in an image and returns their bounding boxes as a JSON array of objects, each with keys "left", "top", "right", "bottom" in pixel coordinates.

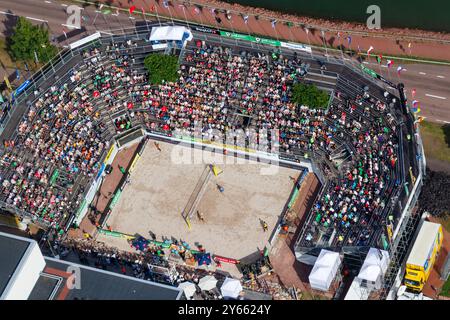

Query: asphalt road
[{"left": 1, "top": 0, "right": 449, "bottom": 123}]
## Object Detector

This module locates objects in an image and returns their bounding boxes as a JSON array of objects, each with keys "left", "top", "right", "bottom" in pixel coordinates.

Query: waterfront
[{"left": 227, "top": 0, "right": 450, "bottom": 32}]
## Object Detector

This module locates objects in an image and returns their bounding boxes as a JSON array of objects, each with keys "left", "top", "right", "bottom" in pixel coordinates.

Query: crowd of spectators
[
  {"left": 419, "top": 169, "right": 450, "bottom": 218},
  {"left": 0, "top": 34, "right": 404, "bottom": 248}
]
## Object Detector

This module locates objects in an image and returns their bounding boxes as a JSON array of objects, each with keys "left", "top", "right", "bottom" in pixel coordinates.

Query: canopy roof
[
  {"left": 149, "top": 26, "right": 193, "bottom": 42},
  {"left": 220, "top": 278, "right": 242, "bottom": 299},
  {"left": 357, "top": 248, "right": 390, "bottom": 282},
  {"left": 308, "top": 249, "right": 341, "bottom": 292}
]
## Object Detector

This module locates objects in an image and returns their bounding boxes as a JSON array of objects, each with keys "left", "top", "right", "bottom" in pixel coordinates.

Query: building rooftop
[
  {"left": 0, "top": 233, "right": 30, "bottom": 294},
  {"left": 0, "top": 231, "right": 182, "bottom": 300},
  {"left": 30, "top": 258, "right": 183, "bottom": 300}
]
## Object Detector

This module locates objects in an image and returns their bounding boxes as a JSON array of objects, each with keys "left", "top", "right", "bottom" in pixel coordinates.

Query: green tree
[
  {"left": 8, "top": 17, "right": 57, "bottom": 64},
  {"left": 144, "top": 53, "right": 179, "bottom": 85},
  {"left": 291, "top": 83, "right": 330, "bottom": 109}
]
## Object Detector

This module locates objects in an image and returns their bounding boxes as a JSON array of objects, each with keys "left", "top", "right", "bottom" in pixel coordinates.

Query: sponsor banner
[
  {"left": 213, "top": 255, "right": 240, "bottom": 264},
  {"left": 219, "top": 31, "right": 281, "bottom": 47},
  {"left": 193, "top": 26, "right": 219, "bottom": 35},
  {"left": 98, "top": 228, "right": 134, "bottom": 239},
  {"left": 129, "top": 154, "right": 140, "bottom": 173},
  {"left": 280, "top": 41, "right": 312, "bottom": 53},
  {"left": 259, "top": 37, "right": 281, "bottom": 46},
  {"left": 96, "top": 163, "right": 105, "bottom": 181},
  {"left": 104, "top": 144, "right": 115, "bottom": 164},
  {"left": 14, "top": 80, "right": 30, "bottom": 96},
  {"left": 361, "top": 64, "right": 378, "bottom": 78},
  {"left": 109, "top": 190, "right": 122, "bottom": 209},
  {"left": 75, "top": 199, "right": 87, "bottom": 218},
  {"left": 176, "top": 135, "right": 257, "bottom": 154}
]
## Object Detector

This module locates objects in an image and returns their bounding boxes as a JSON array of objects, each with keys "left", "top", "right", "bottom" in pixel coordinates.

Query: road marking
[
  {"left": 61, "top": 23, "right": 81, "bottom": 29},
  {"left": 437, "top": 119, "right": 450, "bottom": 124},
  {"left": 363, "top": 61, "right": 369, "bottom": 64},
  {"left": 425, "top": 94, "right": 447, "bottom": 100},
  {"left": 380, "top": 65, "right": 387, "bottom": 68},
  {"left": 437, "top": 75, "right": 445, "bottom": 78},
  {"left": 419, "top": 72, "right": 426, "bottom": 75},
  {"left": 44, "top": 1, "right": 52, "bottom": 3},
  {"left": 0, "top": 11, "right": 16, "bottom": 16},
  {"left": 61, "top": 3, "right": 68, "bottom": 6},
  {"left": 26, "top": 16, "right": 48, "bottom": 22}
]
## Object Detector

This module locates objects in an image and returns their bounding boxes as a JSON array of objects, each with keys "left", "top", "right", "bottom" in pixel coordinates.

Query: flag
[
  {"left": 305, "top": 27, "right": 309, "bottom": 35},
  {"left": 141, "top": 7, "right": 145, "bottom": 16},
  {"left": 129, "top": 5, "right": 136, "bottom": 14},
  {"left": 271, "top": 20, "right": 277, "bottom": 28},
  {"left": 397, "top": 66, "right": 406, "bottom": 75},
  {"left": 243, "top": 15, "right": 249, "bottom": 24},
  {"left": 193, "top": 7, "right": 200, "bottom": 14},
  {"left": 337, "top": 32, "right": 341, "bottom": 38},
  {"left": 99, "top": 4, "right": 104, "bottom": 10},
  {"left": 367, "top": 46, "right": 374, "bottom": 57},
  {"left": 4, "top": 76, "right": 12, "bottom": 91},
  {"left": 178, "top": 4, "right": 185, "bottom": 10},
  {"left": 347, "top": 36, "right": 352, "bottom": 45},
  {"left": 210, "top": 8, "right": 216, "bottom": 16},
  {"left": 376, "top": 54, "right": 382, "bottom": 64},
  {"left": 408, "top": 42, "right": 412, "bottom": 48},
  {"left": 386, "top": 59, "right": 394, "bottom": 68},
  {"left": 163, "top": 1, "right": 169, "bottom": 9},
  {"left": 321, "top": 30, "right": 325, "bottom": 37},
  {"left": 411, "top": 88, "right": 416, "bottom": 98}
]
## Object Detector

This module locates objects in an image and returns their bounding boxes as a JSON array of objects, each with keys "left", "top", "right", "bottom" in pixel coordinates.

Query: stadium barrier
[{"left": 268, "top": 169, "right": 309, "bottom": 246}]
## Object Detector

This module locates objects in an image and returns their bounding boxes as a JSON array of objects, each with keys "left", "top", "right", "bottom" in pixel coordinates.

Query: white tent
[
  {"left": 198, "top": 275, "right": 218, "bottom": 291},
  {"left": 357, "top": 248, "right": 390, "bottom": 290},
  {"left": 220, "top": 278, "right": 243, "bottom": 299},
  {"left": 308, "top": 249, "right": 341, "bottom": 292},
  {"left": 178, "top": 281, "right": 197, "bottom": 299},
  {"left": 149, "top": 26, "right": 193, "bottom": 42}
]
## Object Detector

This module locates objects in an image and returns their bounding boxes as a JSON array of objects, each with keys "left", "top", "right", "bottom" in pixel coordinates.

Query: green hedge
[
  {"left": 291, "top": 83, "right": 330, "bottom": 109},
  {"left": 144, "top": 53, "right": 179, "bottom": 85}
]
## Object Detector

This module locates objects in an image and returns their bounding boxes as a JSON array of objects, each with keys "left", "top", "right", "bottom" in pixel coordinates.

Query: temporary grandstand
[{"left": 0, "top": 20, "right": 425, "bottom": 298}]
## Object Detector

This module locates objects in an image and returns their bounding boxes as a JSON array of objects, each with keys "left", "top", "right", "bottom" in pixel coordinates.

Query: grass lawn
[
  {"left": 0, "top": 37, "right": 43, "bottom": 71},
  {"left": 420, "top": 121, "right": 450, "bottom": 164},
  {"left": 441, "top": 277, "right": 450, "bottom": 297}
]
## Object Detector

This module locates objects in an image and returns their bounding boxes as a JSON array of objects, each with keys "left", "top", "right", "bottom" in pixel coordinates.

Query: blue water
[{"left": 226, "top": 0, "right": 450, "bottom": 33}]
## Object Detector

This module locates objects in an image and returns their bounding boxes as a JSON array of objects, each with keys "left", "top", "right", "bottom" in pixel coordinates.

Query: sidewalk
[{"left": 89, "top": 0, "right": 450, "bottom": 62}]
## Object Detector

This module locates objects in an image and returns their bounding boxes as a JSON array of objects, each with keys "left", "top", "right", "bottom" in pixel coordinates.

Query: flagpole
[
  {"left": 166, "top": 2, "right": 175, "bottom": 27},
  {"left": 338, "top": 32, "right": 344, "bottom": 60},
  {"left": 242, "top": 15, "right": 256, "bottom": 50},
  {"left": 141, "top": 6, "right": 150, "bottom": 33},
  {"left": 154, "top": 2, "right": 163, "bottom": 27},
  {"left": 321, "top": 30, "right": 329, "bottom": 62},
  {"left": 304, "top": 26, "right": 313, "bottom": 59},
  {"left": 180, "top": 4, "right": 191, "bottom": 29}
]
